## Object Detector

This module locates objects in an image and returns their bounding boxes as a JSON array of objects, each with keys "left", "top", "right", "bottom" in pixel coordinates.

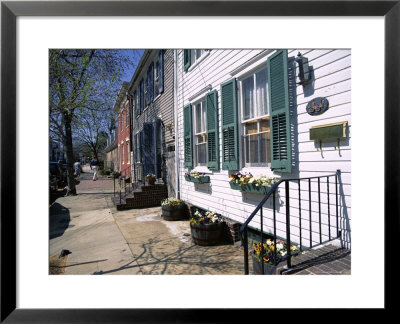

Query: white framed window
[
  {"left": 239, "top": 66, "right": 271, "bottom": 167},
  {"left": 193, "top": 98, "right": 207, "bottom": 166},
  {"left": 190, "top": 49, "right": 210, "bottom": 69},
  {"left": 192, "top": 49, "right": 206, "bottom": 64}
]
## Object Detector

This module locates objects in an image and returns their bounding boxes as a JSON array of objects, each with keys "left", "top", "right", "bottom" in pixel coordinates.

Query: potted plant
[
  {"left": 189, "top": 209, "right": 223, "bottom": 246},
  {"left": 161, "top": 198, "right": 187, "bottom": 221},
  {"left": 145, "top": 173, "right": 156, "bottom": 185},
  {"left": 252, "top": 239, "right": 298, "bottom": 275},
  {"left": 184, "top": 171, "right": 210, "bottom": 184}
]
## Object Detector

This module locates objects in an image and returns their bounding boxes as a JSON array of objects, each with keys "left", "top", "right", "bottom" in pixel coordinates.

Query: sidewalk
[
  {"left": 49, "top": 167, "right": 350, "bottom": 275},
  {"left": 49, "top": 167, "right": 140, "bottom": 275},
  {"left": 111, "top": 207, "right": 244, "bottom": 275}
]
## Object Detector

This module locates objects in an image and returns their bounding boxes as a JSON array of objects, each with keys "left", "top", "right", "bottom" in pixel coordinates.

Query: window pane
[
  {"left": 201, "top": 102, "right": 206, "bottom": 133},
  {"left": 197, "top": 143, "right": 206, "bottom": 164},
  {"left": 196, "top": 49, "right": 202, "bottom": 60},
  {"left": 255, "top": 68, "right": 268, "bottom": 117},
  {"left": 245, "top": 122, "right": 257, "bottom": 135},
  {"left": 196, "top": 103, "right": 202, "bottom": 133},
  {"left": 243, "top": 76, "right": 254, "bottom": 120},
  {"left": 260, "top": 119, "right": 269, "bottom": 132},
  {"left": 244, "top": 135, "right": 249, "bottom": 163},
  {"left": 250, "top": 134, "right": 258, "bottom": 163},
  {"left": 260, "top": 132, "right": 270, "bottom": 163},
  {"left": 195, "top": 101, "right": 206, "bottom": 133},
  {"left": 245, "top": 133, "right": 259, "bottom": 163}
]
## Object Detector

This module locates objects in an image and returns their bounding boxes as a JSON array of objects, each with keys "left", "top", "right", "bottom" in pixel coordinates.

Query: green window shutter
[
  {"left": 268, "top": 49, "right": 292, "bottom": 173},
  {"left": 221, "top": 79, "right": 239, "bottom": 170},
  {"left": 183, "top": 104, "right": 193, "bottom": 169},
  {"left": 184, "top": 50, "right": 191, "bottom": 71},
  {"left": 206, "top": 90, "right": 219, "bottom": 170}
]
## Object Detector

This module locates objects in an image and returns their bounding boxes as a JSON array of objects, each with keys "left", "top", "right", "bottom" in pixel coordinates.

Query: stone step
[
  {"left": 277, "top": 244, "right": 350, "bottom": 274},
  {"left": 111, "top": 183, "right": 168, "bottom": 210}
]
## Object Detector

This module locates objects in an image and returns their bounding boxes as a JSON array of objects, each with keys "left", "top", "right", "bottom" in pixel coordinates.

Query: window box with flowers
[
  {"left": 229, "top": 172, "right": 278, "bottom": 195},
  {"left": 189, "top": 209, "right": 223, "bottom": 246},
  {"left": 252, "top": 239, "right": 298, "bottom": 275},
  {"left": 161, "top": 198, "right": 187, "bottom": 221},
  {"left": 184, "top": 171, "right": 210, "bottom": 184}
]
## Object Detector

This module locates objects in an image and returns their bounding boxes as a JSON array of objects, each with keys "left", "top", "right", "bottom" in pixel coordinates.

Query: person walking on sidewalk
[
  {"left": 90, "top": 157, "right": 99, "bottom": 181},
  {"left": 73, "top": 160, "right": 81, "bottom": 181}
]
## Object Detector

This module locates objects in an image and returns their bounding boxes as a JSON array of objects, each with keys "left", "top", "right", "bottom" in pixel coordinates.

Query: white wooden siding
[{"left": 177, "top": 49, "right": 351, "bottom": 248}]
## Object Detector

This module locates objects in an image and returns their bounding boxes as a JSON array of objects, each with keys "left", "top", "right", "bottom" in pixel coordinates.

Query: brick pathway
[{"left": 75, "top": 165, "right": 115, "bottom": 192}]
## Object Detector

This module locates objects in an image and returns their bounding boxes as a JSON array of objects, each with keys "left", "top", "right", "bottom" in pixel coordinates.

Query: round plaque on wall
[{"left": 306, "top": 97, "right": 329, "bottom": 116}]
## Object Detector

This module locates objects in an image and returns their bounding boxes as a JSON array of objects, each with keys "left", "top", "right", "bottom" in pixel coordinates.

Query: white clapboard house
[{"left": 175, "top": 49, "right": 351, "bottom": 253}]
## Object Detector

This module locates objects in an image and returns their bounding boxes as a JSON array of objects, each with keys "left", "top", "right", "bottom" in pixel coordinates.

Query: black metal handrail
[
  {"left": 113, "top": 168, "right": 133, "bottom": 204},
  {"left": 239, "top": 169, "right": 342, "bottom": 275}
]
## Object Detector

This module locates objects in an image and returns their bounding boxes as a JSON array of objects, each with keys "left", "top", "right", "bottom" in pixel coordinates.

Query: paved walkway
[
  {"left": 49, "top": 166, "right": 140, "bottom": 275},
  {"left": 111, "top": 207, "right": 244, "bottom": 275},
  {"left": 49, "top": 166, "right": 350, "bottom": 275}
]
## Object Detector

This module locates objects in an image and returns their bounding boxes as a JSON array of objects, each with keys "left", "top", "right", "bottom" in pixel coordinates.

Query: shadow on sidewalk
[
  {"left": 49, "top": 202, "right": 71, "bottom": 239},
  {"left": 49, "top": 188, "right": 67, "bottom": 205}
]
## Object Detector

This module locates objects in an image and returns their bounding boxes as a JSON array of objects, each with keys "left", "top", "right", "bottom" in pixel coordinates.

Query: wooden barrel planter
[
  {"left": 161, "top": 204, "right": 186, "bottom": 221},
  {"left": 190, "top": 222, "right": 223, "bottom": 246}
]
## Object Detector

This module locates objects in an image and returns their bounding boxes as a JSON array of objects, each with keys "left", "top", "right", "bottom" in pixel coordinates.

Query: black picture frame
[{"left": 1, "top": 0, "right": 398, "bottom": 322}]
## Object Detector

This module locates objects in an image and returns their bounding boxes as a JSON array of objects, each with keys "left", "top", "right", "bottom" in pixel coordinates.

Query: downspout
[{"left": 174, "top": 49, "right": 180, "bottom": 199}]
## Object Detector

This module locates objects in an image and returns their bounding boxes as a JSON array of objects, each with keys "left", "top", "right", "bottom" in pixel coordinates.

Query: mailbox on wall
[{"left": 310, "top": 121, "right": 348, "bottom": 151}]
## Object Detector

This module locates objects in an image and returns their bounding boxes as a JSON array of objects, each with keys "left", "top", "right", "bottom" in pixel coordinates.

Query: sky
[{"left": 120, "top": 49, "right": 144, "bottom": 83}]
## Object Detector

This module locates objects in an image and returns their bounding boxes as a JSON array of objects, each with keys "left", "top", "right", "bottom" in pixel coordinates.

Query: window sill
[
  {"left": 193, "top": 166, "right": 212, "bottom": 174},
  {"left": 240, "top": 166, "right": 275, "bottom": 177},
  {"left": 242, "top": 115, "right": 270, "bottom": 124}
]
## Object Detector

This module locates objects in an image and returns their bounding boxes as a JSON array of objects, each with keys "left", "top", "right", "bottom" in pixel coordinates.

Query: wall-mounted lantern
[{"left": 295, "top": 52, "right": 312, "bottom": 85}]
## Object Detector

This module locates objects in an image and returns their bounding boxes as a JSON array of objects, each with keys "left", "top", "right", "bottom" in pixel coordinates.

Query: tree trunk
[{"left": 64, "top": 111, "right": 77, "bottom": 195}]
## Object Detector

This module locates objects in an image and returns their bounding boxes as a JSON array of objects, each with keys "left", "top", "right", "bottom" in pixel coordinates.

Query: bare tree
[
  {"left": 73, "top": 108, "right": 112, "bottom": 160},
  {"left": 49, "top": 49, "right": 141, "bottom": 195}
]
